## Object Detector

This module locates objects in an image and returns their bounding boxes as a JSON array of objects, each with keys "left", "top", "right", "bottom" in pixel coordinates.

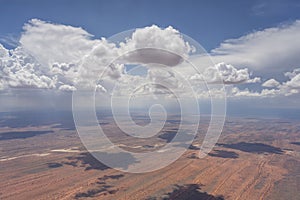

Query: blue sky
[
  {"left": 1, "top": 0, "right": 300, "bottom": 118},
  {"left": 1, "top": 0, "right": 300, "bottom": 50}
]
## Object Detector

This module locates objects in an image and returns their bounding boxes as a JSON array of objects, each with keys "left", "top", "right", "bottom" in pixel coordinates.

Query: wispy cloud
[
  {"left": 251, "top": 0, "right": 300, "bottom": 16},
  {"left": 210, "top": 20, "right": 300, "bottom": 74}
]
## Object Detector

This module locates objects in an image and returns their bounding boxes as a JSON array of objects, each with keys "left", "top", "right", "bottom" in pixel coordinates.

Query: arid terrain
[{"left": 0, "top": 111, "right": 299, "bottom": 200}]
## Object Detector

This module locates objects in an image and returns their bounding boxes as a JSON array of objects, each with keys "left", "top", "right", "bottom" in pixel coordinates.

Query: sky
[
  {"left": 1, "top": 0, "right": 300, "bottom": 50},
  {"left": 1, "top": 0, "right": 300, "bottom": 118}
]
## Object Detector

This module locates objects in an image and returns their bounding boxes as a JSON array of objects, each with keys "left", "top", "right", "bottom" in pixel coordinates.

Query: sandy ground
[{"left": 0, "top": 117, "right": 299, "bottom": 200}]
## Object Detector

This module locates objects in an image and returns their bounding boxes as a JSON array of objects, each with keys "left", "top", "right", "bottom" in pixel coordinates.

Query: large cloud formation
[
  {"left": 120, "top": 25, "right": 194, "bottom": 66},
  {"left": 210, "top": 20, "right": 300, "bottom": 74},
  {"left": 1, "top": 19, "right": 300, "bottom": 100},
  {"left": 1, "top": 20, "right": 194, "bottom": 92},
  {"left": 0, "top": 44, "right": 57, "bottom": 89},
  {"left": 20, "top": 19, "right": 98, "bottom": 67}
]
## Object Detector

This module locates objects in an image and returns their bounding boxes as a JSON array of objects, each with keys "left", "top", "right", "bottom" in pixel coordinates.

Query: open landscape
[
  {"left": 0, "top": 111, "right": 299, "bottom": 200},
  {"left": 1, "top": 1, "right": 300, "bottom": 199}
]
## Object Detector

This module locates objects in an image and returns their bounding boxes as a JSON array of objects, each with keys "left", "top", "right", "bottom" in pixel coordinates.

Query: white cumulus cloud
[
  {"left": 1, "top": 20, "right": 196, "bottom": 93},
  {"left": 262, "top": 78, "right": 280, "bottom": 88},
  {"left": 190, "top": 62, "right": 260, "bottom": 84},
  {"left": 58, "top": 84, "right": 76, "bottom": 92},
  {"left": 1, "top": 18, "right": 300, "bottom": 101},
  {"left": 120, "top": 25, "right": 194, "bottom": 66},
  {"left": 285, "top": 74, "right": 300, "bottom": 89},
  {"left": 20, "top": 19, "right": 98, "bottom": 68}
]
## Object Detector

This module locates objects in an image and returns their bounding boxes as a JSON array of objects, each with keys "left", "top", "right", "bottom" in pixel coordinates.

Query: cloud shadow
[
  {"left": 75, "top": 185, "right": 118, "bottom": 199},
  {"left": 0, "top": 111, "right": 76, "bottom": 130},
  {"left": 63, "top": 151, "right": 138, "bottom": 171},
  {"left": 158, "top": 130, "right": 194, "bottom": 144},
  {"left": 75, "top": 174, "right": 124, "bottom": 198},
  {"left": 0, "top": 130, "right": 53, "bottom": 140},
  {"left": 290, "top": 142, "right": 300, "bottom": 146},
  {"left": 146, "top": 184, "right": 224, "bottom": 200},
  {"left": 47, "top": 162, "right": 63, "bottom": 168},
  {"left": 63, "top": 152, "right": 110, "bottom": 171},
  {"left": 208, "top": 150, "right": 239, "bottom": 159},
  {"left": 217, "top": 142, "right": 283, "bottom": 154}
]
